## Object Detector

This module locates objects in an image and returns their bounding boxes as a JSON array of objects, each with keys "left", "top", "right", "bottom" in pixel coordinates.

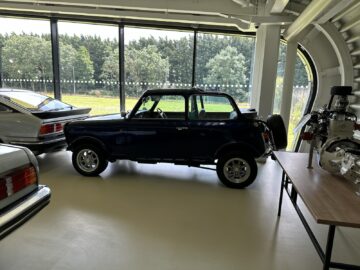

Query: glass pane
[
  {"left": 58, "top": 21, "right": 119, "bottom": 115},
  {"left": 274, "top": 42, "right": 312, "bottom": 150},
  {"left": 155, "top": 95, "right": 185, "bottom": 114},
  {"left": 124, "top": 27, "right": 193, "bottom": 110},
  {"left": 195, "top": 33, "right": 255, "bottom": 108},
  {"left": 189, "top": 95, "right": 236, "bottom": 120},
  {"left": 133, "top": 94, "right": 185, "bottom": 119},
  {"left": 0, "top": 17, "right": 53, "bottom": 96}
]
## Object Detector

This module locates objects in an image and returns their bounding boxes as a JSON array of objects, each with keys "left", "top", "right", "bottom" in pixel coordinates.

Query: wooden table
[{"left": 275, "top": 151, "right": 360, "bottom": 270}]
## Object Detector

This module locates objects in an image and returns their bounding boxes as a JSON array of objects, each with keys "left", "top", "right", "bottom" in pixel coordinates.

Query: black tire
[
  {"left": 216, "top": 151, "right": 257, "bottom": 189},
  {"left": 267, "top": 114, "right": 287, "bottom": 150},
  {"left": 72, "top": 144, "right": 108, "bottom": 176}
]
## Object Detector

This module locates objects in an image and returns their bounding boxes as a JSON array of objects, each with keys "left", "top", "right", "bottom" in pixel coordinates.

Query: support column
[
  {"left": 119, "top": 24, "right": 125, "bottom": 112},
  {"left": 250, "top": 25, "right": 281, "bottom": 119},
  {"left": 50, "top": 18, "right": 61, "bottom": 100},
  {"left": 280, "top": 41, "right": 298, "bottom": 132},
  {"left": 191, "top": 30, "right": 197, "bottom": 87}
]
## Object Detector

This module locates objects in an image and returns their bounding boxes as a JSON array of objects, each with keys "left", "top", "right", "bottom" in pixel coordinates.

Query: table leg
[
  {"left": 278, "top": 170, "right": 285, "bottom": 217},
  {"left": 323, "top": 225, "right": 335, "bottom": 270}
]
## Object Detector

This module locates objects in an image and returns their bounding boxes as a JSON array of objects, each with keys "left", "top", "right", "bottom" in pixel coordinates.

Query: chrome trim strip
[
  {"left": 0, "top": 186, "right": 51, "bottom": 228},
  {"left": 9, "top": 137, "right": 65, "bottom": 145}
]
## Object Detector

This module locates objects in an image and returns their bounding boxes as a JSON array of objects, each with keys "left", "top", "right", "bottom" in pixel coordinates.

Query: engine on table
[{"left": 298, "top": 86, "right": 360, "bottom": 191}]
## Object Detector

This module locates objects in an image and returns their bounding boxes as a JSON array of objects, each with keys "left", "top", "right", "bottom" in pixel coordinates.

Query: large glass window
[
  {"left": 58, "top": 21, "right": 119, "bottom": 115},
  {"left": 195, "top": 33, "right": 255, "bottom": 108},
  {"left": 273, "top": 42, "right": 313, "bottom": 149},
  {"left": 124, "top": 27, "right": 194, "bottom": 110},
  {"left": 0, "top": 17, "right": 53, "bottom": 95}
]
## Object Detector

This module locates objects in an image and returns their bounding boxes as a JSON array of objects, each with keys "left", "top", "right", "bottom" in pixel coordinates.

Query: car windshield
[
  {"left": 133, "top": 94, "right": 186, "bottom": 119},
  {"left": 0, "top": 91, "right": 72, "bottom": 111}
]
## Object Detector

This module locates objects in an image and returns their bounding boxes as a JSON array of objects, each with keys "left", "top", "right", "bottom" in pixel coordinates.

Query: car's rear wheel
[
  {"left": 216, "top": 152, "right": 257, "bottom": 188},
  {"left": 72, "top": 145, "right": 108, "bottom": 176}
]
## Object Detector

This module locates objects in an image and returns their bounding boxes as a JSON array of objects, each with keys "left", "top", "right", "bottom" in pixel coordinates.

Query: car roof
[{"left": 143, "top": 88, "right": 230, "bottom": 96}]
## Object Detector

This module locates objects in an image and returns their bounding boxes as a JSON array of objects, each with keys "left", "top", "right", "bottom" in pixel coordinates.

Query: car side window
[
  {"left": 188, "top": 95, "right": 238, "bottom": 120},
  {"left": 133, "top": 94, "right": 185, "bottom": 120},
  {"left": 0, "top": 104, "right": 15, "bottom": 113}
]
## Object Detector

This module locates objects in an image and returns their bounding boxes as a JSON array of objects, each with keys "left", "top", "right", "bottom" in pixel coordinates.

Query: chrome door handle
[{"left": 176, "top": 127, "right": 188, "bottom": 130}]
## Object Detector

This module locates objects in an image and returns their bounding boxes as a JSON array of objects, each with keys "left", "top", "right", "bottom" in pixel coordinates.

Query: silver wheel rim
[
  {"left": 77, "top": 149, "right": 100, "bottom": 173},
  {"left": 223, "top": 158, "right": 251, "bottom": 184}
]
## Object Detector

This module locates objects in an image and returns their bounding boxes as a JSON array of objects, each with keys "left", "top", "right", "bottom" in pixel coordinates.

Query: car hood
[{"left": 85, "top": 114, "right": 124, "bottom": 121}]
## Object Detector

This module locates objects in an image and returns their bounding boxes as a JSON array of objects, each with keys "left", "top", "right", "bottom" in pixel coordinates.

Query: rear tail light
[
  {"left": 301, "top": 132, "right": 313, "bottom": 141},
  {"left": 39, "top": 123, "right": 64, "bottom": 135},
  {"left": 0, "top": 165, "right": 37, "bottom": 200}
]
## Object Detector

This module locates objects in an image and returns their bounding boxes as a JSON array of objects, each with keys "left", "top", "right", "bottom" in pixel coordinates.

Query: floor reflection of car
[
  {"left": 0, "top": 144, "right": 51, "bottom": 240},
  {"left": 65, "top": 88, "right": 287, "bottom": 188},
  {"left": 0, "top": 88, "right": 91, "bottom": 155}
]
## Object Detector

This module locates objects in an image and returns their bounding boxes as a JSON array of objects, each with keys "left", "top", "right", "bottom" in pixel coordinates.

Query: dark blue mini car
[{"left": 64, "top": 89, "right": 287, "bottom": 188}]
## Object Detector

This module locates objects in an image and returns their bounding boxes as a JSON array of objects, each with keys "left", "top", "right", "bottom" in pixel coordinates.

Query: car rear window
[{"left": 0, "top": 91, "right": 72, "bottom": 111}]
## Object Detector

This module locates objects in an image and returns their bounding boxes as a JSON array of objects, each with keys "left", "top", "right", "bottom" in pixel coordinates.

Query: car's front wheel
[
  {"left": 216, "top": 152, "right": 257, "bottom": 188},
  {"left": 72, "top": 145, "right": 108, "bottom": 176}
]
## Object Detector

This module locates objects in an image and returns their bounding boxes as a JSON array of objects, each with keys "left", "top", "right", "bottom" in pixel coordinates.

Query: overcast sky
[{"left": 0, "top": 17, "right": 192, "bottom": 43}]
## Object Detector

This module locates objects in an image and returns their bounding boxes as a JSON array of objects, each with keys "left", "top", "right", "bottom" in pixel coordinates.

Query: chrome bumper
[
  {"left": 0, "top": 185, "right": 51, "bottom": 240},
  {"left": 9, "top": 137, "right": 67, "bottom": 155}
]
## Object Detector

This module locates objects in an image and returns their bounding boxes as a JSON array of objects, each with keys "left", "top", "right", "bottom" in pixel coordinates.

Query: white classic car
[
  {"left": 0, "top": 88, "right": 90, "bottom": 155},
  {"left": 0, "top": 144, "right": 51, "bottom": 240}
]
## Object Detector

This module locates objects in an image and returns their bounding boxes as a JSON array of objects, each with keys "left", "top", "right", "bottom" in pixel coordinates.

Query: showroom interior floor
[{"left": 1, "top": 151, "right": 360, "bottom": 270}]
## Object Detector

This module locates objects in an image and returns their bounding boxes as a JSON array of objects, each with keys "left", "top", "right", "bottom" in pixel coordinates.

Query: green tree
[
  {"left": 59, "top": 43, "right": 94, "bottom": 93},
  {"left": 100, "top": 48, "right": 119, "bottom": 81},
  {"left": 59, "top": 42, "right": 77, "bottom": 80},
  {"left": 2, "top": 34, "right": 53, "bottom": 91},
  {"left": 125, "top": 45, "right": 169, "bottom": 96},
  {"left": 128, "top": 35, "right": 193, "bottom": 85},
  {"left": 204, "top": 46, "right": 247, "bottom": 100},
  {"left": 2, "top": 34, "right": 52, "bottom": 80},
  {"left": 74, "top": 46, "right": 94, "bottom": 81}
]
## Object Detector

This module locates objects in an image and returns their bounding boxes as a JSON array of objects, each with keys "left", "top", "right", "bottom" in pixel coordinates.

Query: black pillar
[
  {"left": 119, "top": 24, "right": 125, "bottom": 112},
  {"left": 50, "top": 18, "right": 61, "bottom": 100},
  {"left": 191, "top": 30, "right": 197, "bottom": 87}
]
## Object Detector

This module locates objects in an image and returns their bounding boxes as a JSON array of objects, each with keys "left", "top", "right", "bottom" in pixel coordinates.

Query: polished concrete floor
[{"left": 1, "top": 151, "right": 360, "bottom": 270}]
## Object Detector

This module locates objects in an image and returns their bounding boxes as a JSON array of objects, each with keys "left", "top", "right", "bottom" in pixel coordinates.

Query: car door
[
  {"left": 187, "top": 94, "right": 239, "bottom": 161},
  {"left": 115, "top": 94, "right": 189, "bottom": 161}
]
